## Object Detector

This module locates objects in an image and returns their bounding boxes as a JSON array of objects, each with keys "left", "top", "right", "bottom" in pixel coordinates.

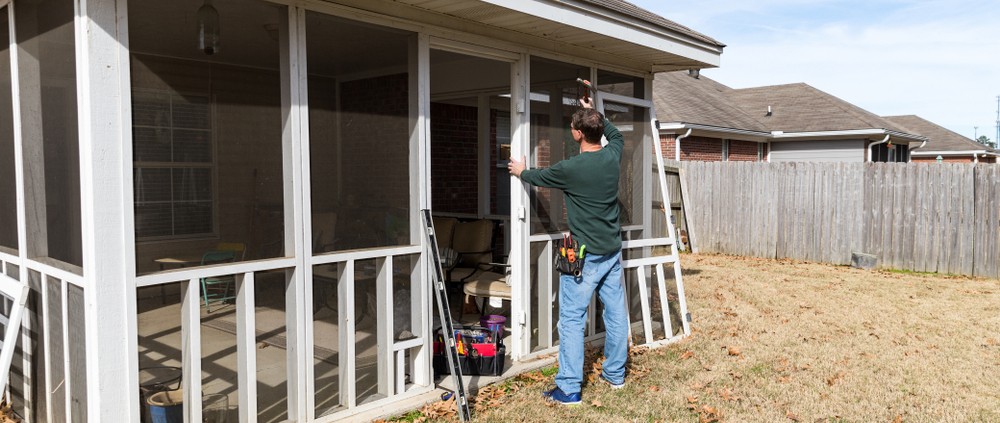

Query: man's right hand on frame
[
  {"left": 579, "top": 96, "right": 593, "bottom": 109},
  {"left": 508, "top": 156, "right": 526, "bottom": 178}
]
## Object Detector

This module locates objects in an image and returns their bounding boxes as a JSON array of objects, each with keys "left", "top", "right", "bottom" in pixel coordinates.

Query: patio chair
[
  {"left": 200, "top": 250, "right": 237, "bottom": 313},
  {"left": 447, "top": 219, "right": 494, "bottom": 285},
  {"left": 462, "top": 261, "right": 511, "bottom": 319}
]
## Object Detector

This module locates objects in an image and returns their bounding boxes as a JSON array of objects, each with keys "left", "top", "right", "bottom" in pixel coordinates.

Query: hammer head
[{"left": 575, "top": 78, "right": 595, "bottom": 102}]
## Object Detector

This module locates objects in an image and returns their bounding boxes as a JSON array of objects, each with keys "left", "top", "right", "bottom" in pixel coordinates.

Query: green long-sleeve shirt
[{"left": 520, "top": 118, "right": 624, "bottom": 255}]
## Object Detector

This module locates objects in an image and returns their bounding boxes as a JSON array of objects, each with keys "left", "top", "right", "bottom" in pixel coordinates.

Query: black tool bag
[
  {"left": 555, "top": 252, "right": 583, "bottom": 276},
  {"left": 555, "top": 233, "right": 584, "bottom": 277}
]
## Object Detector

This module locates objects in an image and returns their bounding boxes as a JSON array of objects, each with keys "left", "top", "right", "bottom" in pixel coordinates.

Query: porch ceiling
[{"left": 328, "top": 0, "right": 723, "bottom": 72}]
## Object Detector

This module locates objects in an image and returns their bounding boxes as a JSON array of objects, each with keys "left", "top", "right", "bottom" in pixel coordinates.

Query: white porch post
[
  {"left": 76, "top": 0, "right": 139, "bottom": 421},
  {"left": 509, "top": 54, "right": 530, "bottom": 359}
]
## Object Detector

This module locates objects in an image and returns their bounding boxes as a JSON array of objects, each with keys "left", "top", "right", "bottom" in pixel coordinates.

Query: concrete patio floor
[{"left": 135, "top": 279, "right": 526, "bottom": 422}]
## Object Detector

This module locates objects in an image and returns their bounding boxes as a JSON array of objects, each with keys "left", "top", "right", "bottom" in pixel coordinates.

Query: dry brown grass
[{"left": 404, "top": 253, "right": 1000, "bottom": 422}]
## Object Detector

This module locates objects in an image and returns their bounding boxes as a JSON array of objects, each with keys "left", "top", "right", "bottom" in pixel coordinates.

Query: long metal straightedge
[{"left": 422, "top": 209, "right": 471, "bottom": 421}]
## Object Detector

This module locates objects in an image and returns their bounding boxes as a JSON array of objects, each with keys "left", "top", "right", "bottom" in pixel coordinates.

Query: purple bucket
[{"left": 480, "top": 315, "right": 506, "bottom": 335}]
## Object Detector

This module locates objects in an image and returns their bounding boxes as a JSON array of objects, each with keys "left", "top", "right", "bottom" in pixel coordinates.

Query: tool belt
[{"left": 555, "top": 232, "right": 586, "bottom": 277}]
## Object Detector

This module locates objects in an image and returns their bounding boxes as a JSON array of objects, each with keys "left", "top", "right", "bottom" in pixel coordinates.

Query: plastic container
[
  {"left": 147, "top": 389, "right": 184, "bottom": 423},
  {"left": 433, "top": 325, "right": 506, "bottom": 377},
  {"left": 480, "top": 314, "right": 506, "bottom": 334}
]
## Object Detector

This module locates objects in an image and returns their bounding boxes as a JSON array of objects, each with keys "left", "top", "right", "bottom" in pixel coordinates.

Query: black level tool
[{"left": 422, "top": 209, "right": 472, "bottom": 421}]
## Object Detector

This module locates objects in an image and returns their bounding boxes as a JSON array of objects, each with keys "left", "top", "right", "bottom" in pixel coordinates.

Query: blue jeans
[{"left": 555, "top": 250, "right": 627, "bottom": 395}]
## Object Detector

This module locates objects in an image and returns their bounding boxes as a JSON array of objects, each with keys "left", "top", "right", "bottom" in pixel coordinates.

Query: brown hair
[{"left": 571, "top": 109, "right": 604, "bottom": 144}]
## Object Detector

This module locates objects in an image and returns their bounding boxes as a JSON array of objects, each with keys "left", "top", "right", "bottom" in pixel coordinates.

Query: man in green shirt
[{"left": 508, "top": 97, "right": 628, "bottom": 405}]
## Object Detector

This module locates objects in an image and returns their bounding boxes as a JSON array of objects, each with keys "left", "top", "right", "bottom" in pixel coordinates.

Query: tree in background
[{"left": 977, "top": 135, "right": 995, "bottom": 148}]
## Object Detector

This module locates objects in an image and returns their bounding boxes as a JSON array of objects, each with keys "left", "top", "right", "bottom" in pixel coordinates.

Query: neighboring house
[
  {"left": 654, "top": 72, "right": 928, "bottom": 162},
  {"left": 884, "top": 115, "right": 998, "bottom": 163},
  {"left": 654, "top": 70, "right": 771, "bottom": 162},
  {"left": 0, "top": 1, "right": 720, "bottom": 422}
]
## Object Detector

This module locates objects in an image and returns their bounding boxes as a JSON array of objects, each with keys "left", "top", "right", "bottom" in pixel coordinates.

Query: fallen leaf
[
  {"left": 826, "top": 371, "right": 846, "bottom": 386},
  {"left": 892, "top": 415, "right": 903, "bottom": 423},
  {"left": 786, "top": 411, "right": 801, "bottom": 421},
  {"left": 718, "top": 387, "right": 740, "bottom": 402},
  {"left": 650, "top": 385, "right": 660, "bottom": 392},
  {"left": 699, "top": 405, "right": 721, "bottom": 423},
  {"left": 680, "top": 351, "right": 695, "bottom": 360},
  {"left": 687, "top": 395, "right": 700, "bottom": 404},
  {"left": 727, "top": 346, "right": 742, "bottom": 356},
  {"left": 591, "top": 399, "right": 603, "bottom": 408}
]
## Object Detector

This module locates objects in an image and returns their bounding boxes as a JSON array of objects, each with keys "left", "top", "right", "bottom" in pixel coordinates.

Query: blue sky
[{"left": 630, "top": 0, "right": 1000, "bottom": 141}]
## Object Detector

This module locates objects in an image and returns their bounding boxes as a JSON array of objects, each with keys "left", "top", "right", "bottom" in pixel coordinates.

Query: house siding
[{"left": 769, "top": 139, "right": 865, "bottom": 163}]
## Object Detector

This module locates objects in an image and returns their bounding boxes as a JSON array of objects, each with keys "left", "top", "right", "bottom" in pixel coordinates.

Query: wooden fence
[{"left": 667, "top": 161, "right": 1000, "bottom": 279}]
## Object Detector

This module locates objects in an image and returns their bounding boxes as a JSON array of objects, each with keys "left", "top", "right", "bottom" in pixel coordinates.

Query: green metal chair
[{"left": 200, "top": 250, "right": 237, "bottom": 313}]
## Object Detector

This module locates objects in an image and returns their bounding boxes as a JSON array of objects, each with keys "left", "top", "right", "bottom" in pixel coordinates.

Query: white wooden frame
[
  {"left": 516, "top": 70, "right": 689, "bottom": 360},
  {"left": 0, "top": 269, "right": 29, "bottom": 399},
  {"left": 0, "top": 0, "right": 702, "bottom": 421}
]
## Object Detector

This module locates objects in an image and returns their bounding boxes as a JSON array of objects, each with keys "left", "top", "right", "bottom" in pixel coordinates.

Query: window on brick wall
[
  {"left": 133, "top": 90, "right": 215, "bottom": 239},
  {"left": 871, "top": 143, "right": 910, "bottom": 163}
]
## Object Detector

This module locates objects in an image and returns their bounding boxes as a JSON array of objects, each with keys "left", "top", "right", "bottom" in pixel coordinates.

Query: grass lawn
[{"left": 390, "top": 253, "right": 1000, "bottom": 422}]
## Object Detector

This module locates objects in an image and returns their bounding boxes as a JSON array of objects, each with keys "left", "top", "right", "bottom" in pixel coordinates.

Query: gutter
[
  {"left": 771, "top": 128, "right": 926, "bottom": 143},
  {"left": 868, "top": 135, "right": 890, "bottom": 163},
  {"left": 911, "top": 150, "right": 999, "bottom": 156},
  {"left": 674, "top": 128, "right": 692, "bottom": 161},
  {"left": 659, "top": 122, "right": 770, "bottom": 139},
  {"left": 907, "top": 138, "right": 927, "bottom": 163}
]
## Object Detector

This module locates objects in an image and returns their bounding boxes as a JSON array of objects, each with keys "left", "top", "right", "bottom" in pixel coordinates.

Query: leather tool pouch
[{"left": 555, "top": 250, "right": 584, "bottom": 277}]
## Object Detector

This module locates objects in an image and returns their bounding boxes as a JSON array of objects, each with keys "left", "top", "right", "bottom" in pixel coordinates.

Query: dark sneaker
[
  {"left": 542, "top": 386, "right": 582, "bottom": 405},
  {"left": 600, "top": 374, "right": 625, "bottom": 390}
]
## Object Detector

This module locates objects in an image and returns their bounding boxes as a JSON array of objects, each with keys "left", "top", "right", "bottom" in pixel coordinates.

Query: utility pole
[{"left": 995, "top": 95, "right": 999, "bottom": 147}]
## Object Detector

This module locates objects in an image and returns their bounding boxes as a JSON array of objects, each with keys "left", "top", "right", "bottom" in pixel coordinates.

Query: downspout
[
  {"left": 675, "top": 128, "right": 692, "bottom": 161},
  {"left": 868, "top": 135, "right": 890, "bottom": 162},
  {"left": 907, "top": 139, "right": 927, "bottom": 163}
]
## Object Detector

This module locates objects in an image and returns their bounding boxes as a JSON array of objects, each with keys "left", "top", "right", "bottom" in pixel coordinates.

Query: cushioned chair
[
  {"left": 200, "top": 250, "right": 237, "bottom": 313},
  {"left": 462, "top": 263, "right": 512, "bottom": 319},
  {"left": 447, "top": 219, "right": 494, "bottom": 284},
  {"left": 432, "top": 216, "right": 458, "bottom": 250}
]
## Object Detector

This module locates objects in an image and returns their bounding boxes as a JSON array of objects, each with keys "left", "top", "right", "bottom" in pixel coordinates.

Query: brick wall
[
  {"left": 912, "top": 155, "right": 993, "bottom": 163},
  {"left": 728, "top": 140, "right": 760, "bottom": 162},
  {"left": 430, "top": 102, "right": 479, "bottom": 214},
  {"left": 660, "top": 134, "right": 676, "bottom": 160},
  {"left": 339, "top": 73, "right": 410, "bottom": 245},
  {"left": 679, "top": 136, "right": 724, "bottom": 161},
  {"left": 660, "top": 133, "right": 768, "bottom": 162}
]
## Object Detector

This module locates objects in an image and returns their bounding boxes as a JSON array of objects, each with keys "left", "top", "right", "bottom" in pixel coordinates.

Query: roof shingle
[
  {"left": 884, "top": 115, "right": 994, "bottom": 152},
  {"left": 580, "top": 0, "right": 724, "bottom": 47},
  {"left": 653, "top": 72, "right": 768, "bottom": 132},
  {"left": 727, "top": 83, "right": 910, "bottom": 134}
]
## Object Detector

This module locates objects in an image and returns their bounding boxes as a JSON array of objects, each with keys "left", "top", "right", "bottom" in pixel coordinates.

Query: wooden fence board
[
  {"left": 989, "top": 165, "right": 1000, "bottom": 279},
  {"left": 675, "top": 161, "right": 994, "bottom": 278},
  {"left": 960, "top": 164, "right": 976, "bottom": 275}
]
